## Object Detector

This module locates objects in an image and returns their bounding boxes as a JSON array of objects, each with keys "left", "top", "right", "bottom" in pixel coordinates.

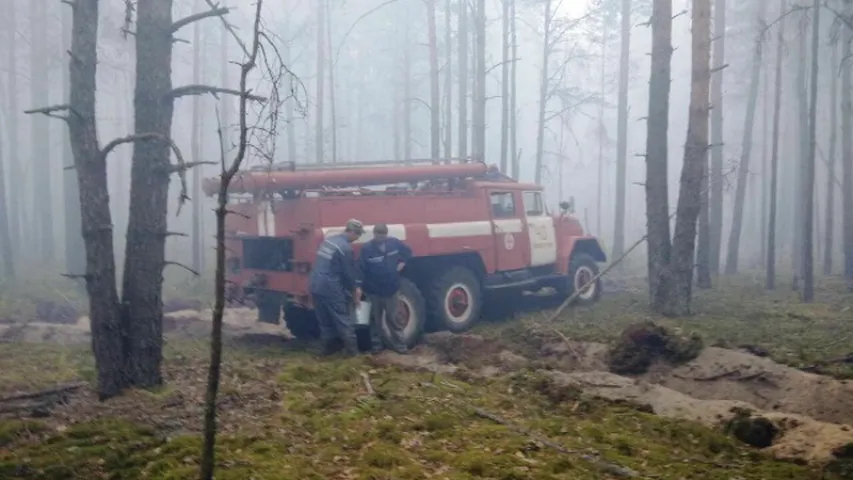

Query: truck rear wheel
[
  {"left": 565, "top": 253, "right": 601, "bottom": 306},
  {"left": 283, "top": 303, "right": 320, "bottom": 340},
  {"left": 379, "top": 278, "right": 427, "bottom": 349},
  {"left": 428, "top": 266, "right": 483, "bottom": 333}
]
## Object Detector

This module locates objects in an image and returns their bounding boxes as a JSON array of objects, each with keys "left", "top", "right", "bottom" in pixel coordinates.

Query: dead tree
[
  {"left": 766, "top": 1, "right": 785, "bottom": 291},
  {"left": 500, "top": 0, "right": 510, "bottom": 172},
  {"left": 62, "top": 5, "right": 84, "bottom": 283},
  {"left": 509, "top": 0, "right": 519, "bottom": 179},
  {"left": 667, "top": 0, "right": 711, "bottom": 315},
  {"left": 0, "top": 111, "right": 14, "bottom": 278},
  {"left": 472, "top": 0, "right": 487, "bottom": 160},
  {"left": 3, "top": 1, "right": 21, "bottom": 264},
  {"left": 724, "top": 1, "right": 766, "bottom": 274},
  {"left": 30, "top": 0, "right": 55, "bottom": 264},
  {"left": 28, "top": 0, "right": 127, "bottom": 399},
  {"left": 534, "top": 0, "right": 554, "bottom": 185},
  {"left": 200, "top": 2, "right": 268, "bottom": 478},
  {"left": 644, "top": 0, "right": 673, "bottom": 311},
  {"left": 191, "top": 0, "right": 204, "bottom": 275}
]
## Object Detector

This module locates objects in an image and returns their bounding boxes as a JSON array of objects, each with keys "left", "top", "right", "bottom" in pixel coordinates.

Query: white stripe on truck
[
  {"left": 321, "top": 219, "right": 526, "bottom": 243},
  {"left": 322, "top": 224, "right": 407, "bottom": 244}
]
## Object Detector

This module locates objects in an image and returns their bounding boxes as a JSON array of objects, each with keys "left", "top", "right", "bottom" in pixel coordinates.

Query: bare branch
[
  {"left": 171, "top": 160, "right": 217, "bottom": 173},
  {"left": 166, "top": 84, "right": 267, "bottom": 102},
  {"left": 24, "top": 104, "right": 74, "bottom": 121},
  {"left": 171, "top": 7, "right": 230, "bottom": 33},
  {"left": 163, "top": 261, "right": 200, "bottom": 277},
  {"left": 203, "top": 0, "right": 250, "bottom": 58},
  {"left": 99, "top": 133, "right": 192, "bottom": 214}
]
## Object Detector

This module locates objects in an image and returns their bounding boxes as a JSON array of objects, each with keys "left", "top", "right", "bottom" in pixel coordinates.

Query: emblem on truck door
[{"left": 504, "top": 232, "right": 515, "bottom": 250}]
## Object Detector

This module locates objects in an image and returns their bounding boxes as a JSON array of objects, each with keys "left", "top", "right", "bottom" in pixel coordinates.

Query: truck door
[
  {"left": 523, "top": 191, "right": 557, "bottom": 267},
  {"left": 488, "top": 190, "right": 530, "bottom": 271}
]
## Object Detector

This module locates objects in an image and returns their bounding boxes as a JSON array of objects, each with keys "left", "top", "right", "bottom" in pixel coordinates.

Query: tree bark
[
  {"left": 824, "top": 37, "right": 839, "bottom": 275},
  {"left": 801, "top": 0, "right": 820, "bottom": 302},
  {"left": 708, "top": 0, "right": 726, "bottom": 276},
  {"left": 613, "top": 0, "right": 631, "bottom": 260},
  {"left": 427, "top": 0, "right": 441, "bottom": 160},
  {"left": 403, "top": 8, "right": 413, "bottom": 161},
  {"left": 793, "top": 15, "right": 809, "bottom": 289},
  {"left": 667, "top": 0, "right": 711, "bottom": 316},
  {"left": 122, "top": 0, "right": 178, "bottom": 388},
  {"left": 457, "top": 0, "right": 468, "bottom": 158},
  {"left": 723, "top": 1, "right": 765, "bottom": 275},
  {"left": 766, "top": 3, "right": 785, "bottom": 291},
  {"left": 645, "top": 0, "right": 673, "bottom": 311},
  {"left": 0, "top": 107, "right": 14, "bottom": 278},
  {"left": 67, "top": 0, "right": 127, "bottom": 399}
]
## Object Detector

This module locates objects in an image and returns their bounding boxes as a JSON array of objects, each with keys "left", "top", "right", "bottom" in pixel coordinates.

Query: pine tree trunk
[
  {"left": 283, "top": 23, "right": 298, "bottom": 163},
  {"left": 667, "top": 0, "right": 711, "bottom": 316},
  {"left": 427, "top": 0, "right": 441, "bottom": 160},
  {"left": 793, "top": 15, "right": 809, "bottom": 289},
  {"left": 823, "top": 38, "right": 839, "bottom": 275},
  {"left": 315, "top": 0, "right": 326, "bottom": 163},
  {"left": 191, "top": 2, "right": 203, "bottom": 274},
  {"left": 326, "top": 0, "right": 337, "bottom": 163},
  {"left": 843, "top": 20, "right": 853, "bottom": 281},
  {"left": 30, "top": 0, "right": 55, "bottom": 264},
  {"left": 123, "top": 0, "right": 178, "bottom": 388},
  {"left": 457, "top": 0, "right": 468, "bottom": 158},
  {"left": 613, "top": 0, "right": 631, "bottom": 259},
  {"left": 645, "top": 0, "right": 673, "bottom": 312},
  {"left": 500, "top": 0, "right": 510, "bottom": 172},
  {"left": 724, "top": 1, "right": 765, "bottom": 275},
  {"left": 68, "top": 0, "right": 127, "bottom": 399},
  {"left": 472, "top": 0, "right": 486, "bottom": 159},
  {"left": 801, "top": 0, "right": 820, "bottom": 302},
  {"left": 444, "top": 0, "right": 453, "bottom": 159},
  {"left": 4, "top": 1, "right": 21, "bottom": 263},
  {"left": 708, "top": 0, "right": 726, "bottom": 275},
  {"left": 534, "top": 0, "right": 552, "bottom": 185},
  {"left": 403, "top": 7, "right": 413, "bottom": 161},
  {"left": 509, "top": 0, "right": 519, "bottom": 179},
  {"left": 766, "top": 3, "right": 785, "bottom": 291},
  {"left": 62, "top": 4, "right": 84, "bottom": 282},
  {"left": 0, "top": 109, "right": 14, "bottom": 278}
]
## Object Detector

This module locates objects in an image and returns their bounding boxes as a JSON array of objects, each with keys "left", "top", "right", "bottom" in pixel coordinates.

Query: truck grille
[{"left": 242, "top": 237, "right": 294, "bottom": 272}]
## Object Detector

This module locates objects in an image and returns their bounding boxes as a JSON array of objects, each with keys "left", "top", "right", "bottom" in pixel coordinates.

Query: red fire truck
[{"left": 202, "top": 158, "right": 606, "bottom": 348}]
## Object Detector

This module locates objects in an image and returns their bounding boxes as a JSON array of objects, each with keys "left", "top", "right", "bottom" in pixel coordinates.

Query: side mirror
[{"left": 559, "top": 197, "right": 575, "bottom": 214}]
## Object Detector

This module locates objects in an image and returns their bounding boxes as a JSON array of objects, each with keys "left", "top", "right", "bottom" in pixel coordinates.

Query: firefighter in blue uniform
[
  {"left": 309, "top": 219, "right": 364, "bottom": 356},
  {"left": 359, "top": 223, "right": 412, "bottom": 354}
]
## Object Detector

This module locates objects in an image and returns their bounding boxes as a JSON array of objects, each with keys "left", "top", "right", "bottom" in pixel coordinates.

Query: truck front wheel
[
  {"left": 379, "top": 278, "right": 427, "bottom": 349},
  {"left": 427, "top": 266, "right": 483, "bottom": 333},
  {"left": 565, "top": 253, "right": 602, "bottom": 306}
]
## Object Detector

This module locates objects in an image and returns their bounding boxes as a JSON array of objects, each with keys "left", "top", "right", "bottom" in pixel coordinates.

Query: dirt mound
[
  {"left": 646, "top": 346, "right": 853, "bottom": 425},
  {"left": 607, "top": 322, "right": 703, "bottom": 374}
]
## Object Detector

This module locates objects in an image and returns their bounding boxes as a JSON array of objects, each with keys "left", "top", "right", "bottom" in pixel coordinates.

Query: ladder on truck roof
[{"left": 248, "top": 156, "right": 482, "bottom": 172}]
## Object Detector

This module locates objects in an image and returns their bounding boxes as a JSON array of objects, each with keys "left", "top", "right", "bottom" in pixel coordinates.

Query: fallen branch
[
  {"left": 673, "top": 370, "right": 767, "bottom": 382},
  {"left": 0, "top": 382, "right": 86, "bottom": 403},
  {"left": 166, "top": 84, "right": 267, "bottom": 102},
  {"left": 360, "top": 372, "right": 375, "bottom": 396}
]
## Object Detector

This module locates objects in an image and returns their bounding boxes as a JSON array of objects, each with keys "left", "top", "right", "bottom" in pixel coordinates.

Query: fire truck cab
[{"left": 203, "top": 158, "right": 606, "bottom": 348}]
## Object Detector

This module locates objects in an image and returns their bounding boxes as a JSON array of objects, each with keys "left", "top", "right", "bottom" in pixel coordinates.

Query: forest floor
[{"left": 0, "top": 274, "right": 852, "bottom": 479}]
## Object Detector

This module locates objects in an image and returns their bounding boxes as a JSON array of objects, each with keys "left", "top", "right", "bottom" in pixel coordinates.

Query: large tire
[
  {"left": 283, "top": 303, "right": 321, "bottom": 340},
  {"left": 566, "top": 253, "right": 602, "bottom": 306},
  {"left": 427, "top": 266, "right": 483, "bottom": 333},
  {"left": 256, "top": 291, "right": 282, "bottom": 324},
  {"left": 379, "top": 278, "right": 427, "bottom": 349}
]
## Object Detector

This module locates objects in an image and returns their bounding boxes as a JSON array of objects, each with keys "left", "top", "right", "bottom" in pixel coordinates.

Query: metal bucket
[{"left": 355, "top": 301, "right": 372, "bottom": 326}]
